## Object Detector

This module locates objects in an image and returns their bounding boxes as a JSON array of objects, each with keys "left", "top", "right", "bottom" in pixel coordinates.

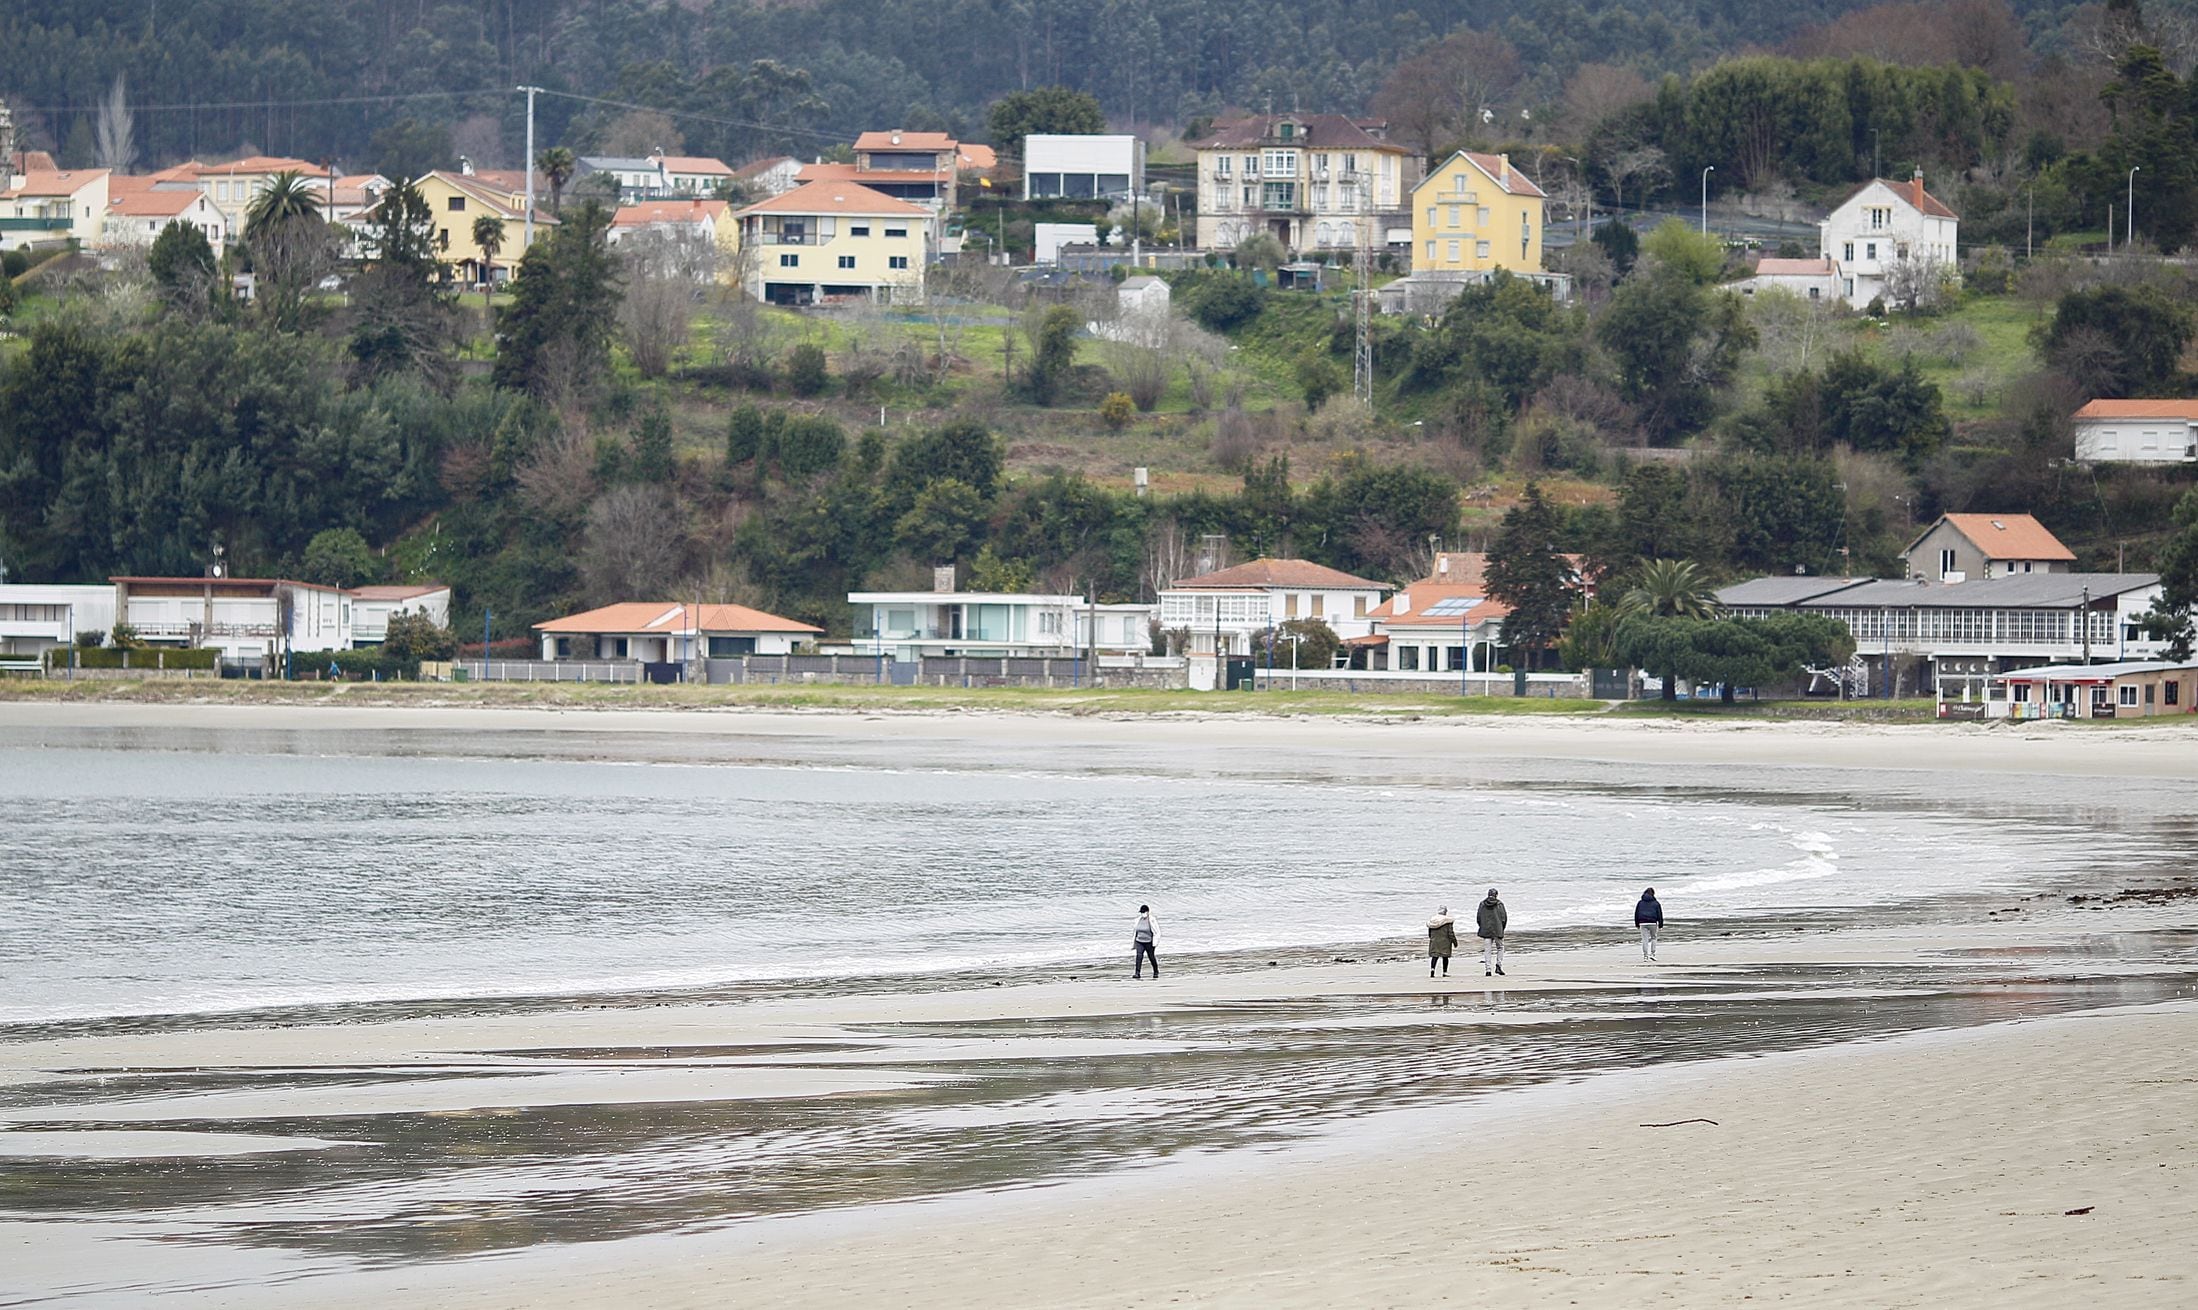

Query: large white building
[
  {"left": 2072, "top": 399, "right": 2198, "bottom": 464},
  {"left": 1819, "top": 169, "right": 1958, "bottom": 309},
  {"left": 0, "top": 584, "right": 116, "bottom": 656},
  {"left": 113, "top": 576, "right": 357, "bottom": 663},
  {"left": 1022, "top": 135, "right": 1145, "bottom": 201},
  {"left": 1159, "top": 558, "right": 1388, "bottom": 655},
  {"left": 536, "top": 602, "right": 821, "bottom": 663}
]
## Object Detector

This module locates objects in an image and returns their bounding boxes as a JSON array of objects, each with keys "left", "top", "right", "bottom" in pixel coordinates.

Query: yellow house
[
  {"left": 1411, "top": 151, "right": 1545, "bottom": 275},
  {"left": 0, "top": 168, "right": 110, "bottom": 250},
  {"left": 733, "top": 179, "right": 929, "bottom": 305},
  {"left": 404, "top": 170, "right": 552, "bottom": 285}
]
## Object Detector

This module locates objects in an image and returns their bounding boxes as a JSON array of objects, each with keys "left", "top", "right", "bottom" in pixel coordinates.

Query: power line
[
  {"left": 12, "top": 87, "right": 512, "bottom": 116},
  {"left": 531, "top": 88, "right": 859, "bottom": 148}
]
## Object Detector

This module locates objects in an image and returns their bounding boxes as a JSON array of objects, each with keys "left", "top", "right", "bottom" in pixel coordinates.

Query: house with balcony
[
  {"left": 0, "top": 168, "right": 110, "bottom": 251},
  {"left": 1159, "top": 558, "right": 1389, "bottom": 657},
  {"left": 1821, "top": 169, "right": 1957, "bottom": 309},
  {"left": 112, "top": 576, "right": 356, "bottom": 663},
  {"left": 849, "top": 590, "right": 1088, "bottom": 660},
  {"left": 0, "top": 585, "right": 117, "bottom": 656},
  {"left": 1410, "top": 151, "right": 1545, "bottom": 276},
  {"left": 349, "top": 584, "right": 452, "bottom": 648},
  {"left": 609, "top": 197, "right": 738, "bottom": 279},
  {"left": 733, "top": 179, "right": 929, "bottom": 305},
  {"left": 536, "top": 602, "right": 821, "bottom": 663},
  {"left": 1900, "top": 514, "right": 2074, "bottom": 582},
  {"left": 1191, "top": 115, "right": 1420, "bottom": 255},
  {"left": 182, "top": 157, "right": 329, "bottom": 232},
  {"left": 362, "top": 170, "right": 550, "bottom": 285}
]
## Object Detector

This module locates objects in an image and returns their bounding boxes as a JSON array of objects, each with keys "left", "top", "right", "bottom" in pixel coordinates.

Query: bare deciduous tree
[
  {"left": 1370, "top": 28, "right": 1525, "bottom": 155},
  {"left": 516, "top": 423, "right": 600, "bottom": 526},
  {"left": 1561, "top": 63, "right": 1651, "bottom": 133},
  {"left": 617, "top": 229, "right": 719, "bottom": 378},
  {"left": 580, "top": 485, "right": 685, "bottom": 604},
  {"left": 1605, "top": 145, "right": 1670, "bottom": 211},
  {"left": 95, "top": 74, "right": 135, "bottom": 174},
  {"left": 1747, "top": 286, "right": 1843, "bottom": 372}
]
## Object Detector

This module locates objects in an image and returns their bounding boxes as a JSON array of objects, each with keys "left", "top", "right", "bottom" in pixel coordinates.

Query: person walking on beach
[
  {"left": 1132, "top": 905, "right": 1159, "bottom": 979},
  {"left": 1635, "top": 887, "right": 1664, "bottom": 963},
  {"left": 1427, "top": 905, "right": 1459, "bottom": 978},
  {"left": 1477, "top": 888, "right": 1507, "bottom": 977}
]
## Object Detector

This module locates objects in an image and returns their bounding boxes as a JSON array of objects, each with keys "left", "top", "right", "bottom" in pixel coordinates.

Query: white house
[
  {"left": 850, "top": 590, "right": 1087, "bottom": 660},
  {"left": 350, "top": 584, "right": 452, "bottom": 648},
  {"left": 733, "top": 156, "right": 802, "bottom": 197},
  {"left": 1730, "top": 256, "right": 1842, "bottom": 302},
  {"left": 1819, "top": 169, "right": 1958, "bottom": 309},
  {"left": 0, "top": 584, "right": 116, "bottom": 656},
  {"left": 112, "top": 576, "right": 355, "bottom": 663},
  {"left": 2072, "top": 399, "right": 2198, "bottom": 464},
  {"left": 1900, "top": 513, "right": 2074, "bottom": 582},
  {"left": 1022, "top": 134, "right": 1146, "bottom": 201},
  {"left": 1191, "top": 114, "right": 1421, "bottom": 255},
  {"left": 102, "top": 180, "right": 230, "bottom": 249},
  {"left": 536, "top": 602, "right": 822, "bottom": 662},
  {"left": 1079, "top": 603, "right": 1159, "bottom": 655},
  {"left": 1119, "top": 274, "right": 1169, "bottom": 317},
  {"left": 1159, "top": 558, "right": 1389, "bottom": 658},
  {"left": 0, "top": 167, "right": 110, "bottom": 250}
]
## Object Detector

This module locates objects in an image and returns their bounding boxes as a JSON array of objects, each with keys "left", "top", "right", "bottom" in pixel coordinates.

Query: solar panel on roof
[{"left": 1421, "top": 597, "right": 1480, "bottom": 616}]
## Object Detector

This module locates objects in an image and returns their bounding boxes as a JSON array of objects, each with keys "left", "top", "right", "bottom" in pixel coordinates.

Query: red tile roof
[
  {"left": 657, "top": 155, "right": 734, "bottom": 176},
  {"left": 958, "top": 143, "right": 998, "bottom": 172},
  {"left": 0, "top": 169, "right": 109, "bottom": 198},
  {"left": 351, "top": 584, "right": 449, "bottom": 601},
  {"left": 534, "top": 602, "right": 821, "bottom": 635},
  {"left": 612, "top": 198, "right": 731, "bottom": 227},
  {"left": 855, "top": 131, "right": 958, "bottom": 152},
  {"left": 1753, "top": 257, "right": 1835, "bottom": 277},
  {"left": 1912, "top": 514, "right": 2075, "bottom": 562},
  {"left": 1455, "top": 151, "right": 1545, "bottom": 199},
  {"left": 1170, "top": 557, "right": 1387, "bottom": 591},
  {"left": 1839, "top": 174, "right": 1957, "bottom": 221},
  {"left": 107, "top": 187, "right": 210, "bottom": 217},
  {"left": 795, "top": 162, "right": 947, "bottom": 186},
  {"left": 734, "top": 155, "right": 797, "bottom": 178},
  {"left": 736, "top": 179, "right": 931, "bottom": 217},
  {"left": 194, "top": 156, "right": 329, "bottom": 179},
  {"left": 2074, "top": 399, "right": 2198, "bottom": 421}
]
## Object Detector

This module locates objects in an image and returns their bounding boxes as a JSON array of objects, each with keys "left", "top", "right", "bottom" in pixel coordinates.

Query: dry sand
[{"left": 205, "top": 999, "right": 2198, "bottom": 1310}]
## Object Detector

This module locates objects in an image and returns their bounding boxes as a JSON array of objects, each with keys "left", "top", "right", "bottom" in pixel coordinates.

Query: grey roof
[
  {"left": 1797, "top": 573, "right": 2158, "bottom": 610},
  {"left": 1716, "top": 577, "right": 1874, "bottom": 607},
  {"left": 579, "top": 156, "right": 663, "bottom": 172}
]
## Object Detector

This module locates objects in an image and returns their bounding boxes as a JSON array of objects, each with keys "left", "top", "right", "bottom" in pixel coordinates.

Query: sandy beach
[{"left": 4, "top": 701, "right": 2197, "bottom": 1307}]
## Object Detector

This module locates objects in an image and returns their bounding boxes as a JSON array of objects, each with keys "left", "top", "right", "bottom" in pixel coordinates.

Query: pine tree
[{"left": 1486, "top": 483, "right": 1577, "bottom": 663}]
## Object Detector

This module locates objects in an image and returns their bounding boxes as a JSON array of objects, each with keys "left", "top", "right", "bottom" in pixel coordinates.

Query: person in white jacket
[{"left": 1132, "top": 905, "right": 1159, "bottom": 979}]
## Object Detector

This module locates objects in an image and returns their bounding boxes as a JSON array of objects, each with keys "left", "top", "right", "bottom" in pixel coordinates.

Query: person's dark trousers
[{"left": 1134, "top": 942, "right": 1159, "bottom": 977}]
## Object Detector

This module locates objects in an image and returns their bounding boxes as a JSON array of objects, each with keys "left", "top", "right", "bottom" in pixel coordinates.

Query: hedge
[{"left": 46, "top": 646, "right": 219, "bottom": 670}]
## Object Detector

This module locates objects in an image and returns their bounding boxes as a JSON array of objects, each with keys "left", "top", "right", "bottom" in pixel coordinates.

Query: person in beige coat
[{"left": 1427, "top": 906, "right": 1459, "bottom": 978}]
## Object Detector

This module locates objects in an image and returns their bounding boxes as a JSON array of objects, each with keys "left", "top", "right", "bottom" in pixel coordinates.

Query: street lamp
[
  {"left": 2127, "top": 165, "right": 2140, "bottom": 250},
  {"left": 1560, "top": 154, "right": 1588, "bottom": 240},
  {"left": 1700, "top": 166, "right": 1715, "bottom": 234}
]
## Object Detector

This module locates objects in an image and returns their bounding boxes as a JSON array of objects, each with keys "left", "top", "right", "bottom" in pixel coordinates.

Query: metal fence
[{"left": 463, "top": 660, "right": 643, "bottom": 684}]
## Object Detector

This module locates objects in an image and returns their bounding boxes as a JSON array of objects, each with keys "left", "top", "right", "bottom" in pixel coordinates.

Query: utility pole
[
  {"left": 2127, "top": 165, "right": 2139, "bottom": 249},
  {"left": 1700, "top": 166, "right": 1714, "bottom": 235},
  {"left": 2026, "top": 186, "right": 2034, "bottom": 260},
  {"left": 1351, "top": 170, "right": 1372, "bottom": 409},
  {"left": 517, "top": 85, "right": 543, "bottom": 248}
]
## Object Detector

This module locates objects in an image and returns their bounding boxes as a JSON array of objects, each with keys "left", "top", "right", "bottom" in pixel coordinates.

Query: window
[
  {"left": 609, "top": 637, "right": 629, "bottom": 658},
  {"left": 1425, "top": 240, "right": 1435, "bottom": 261},
  {"left": 1316, "top": 153, "right": 1330, "bottom": 170},
  {"left": 1278, "top": 122, "right": 1296, "bottom": 140},
  {"left": 1284, "top": 593, "right": 1299, "bottom": 618},
  {"left": 1870, "top": 207, "right": 1887, "bottom": 229},
  {"left": 2168, "top": 680, "right": 2181, "bottom": 706},
  {"left": 779, "top": 253, "right": 799, "bottom": 267},
  {"left": 1310, "top": 594, "right": 1325, "bottom": 618},
  {"left": 884, "top": 226, "right": 907, "bottom": 237},
  {"left": 1477, "top": 207, "right": 1490, "bottom": 227},
  {"left": 1343, "top": 153, "right": 1357, "bottom": 173},
  {"left": 2120, "top": 685, "right": 2140, "bottom": 707},
  {"left": 850, "top": 224, "right": 870, "bottom": 236},
  {"left": 1217, "top": 156, "right": 1231, "bottom": 176},
  {"left": 1866, "top": 242, "right": 1878, "bottom": 260},
  {"left": 1426, "top": 206, "right": 1436, "bottom": 226},
  {"left": 838, "top": 255, "right": 856, "bottom": 269},
  {"left": 888, "top": 255, "right": 909, "bottom": 269},
  {"left": 1843, "top": 242, "right": 1854, "bottom": 261},
  {"left": 1447, "top": 240, "right": 1460, "bottom": 261},
  {"left": 1355, "top": 595, "right": 1368, "bottom": 618},
  {"left": 448, "top": 196, "right": 466, "bottom": 212},
  {"left": 1262, "top": 182, "right": 1296, "bottom": 210},
  {"left": 1476, "top": 241, "right": 1490, "bottom": 259},
  {"left": 1243, "top": 154, "right": 1259, "bottom": 176},
  {"left": 1940, "top": 548, "right": 1956, "bottom": 579},
  {"left": 438, "top": 227, "right": 449, "bottom": 245},
  {"left": 1447, "top": 204, "right": 1460, "bottom": 228},
  {"left": 1263, "top": 150, "right": 1297, "bottom": 178}
]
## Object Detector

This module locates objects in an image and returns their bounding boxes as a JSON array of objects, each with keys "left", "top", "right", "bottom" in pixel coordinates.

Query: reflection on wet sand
[{"left": 4, "top": 959, "right": 2195, "bottom": 1302}]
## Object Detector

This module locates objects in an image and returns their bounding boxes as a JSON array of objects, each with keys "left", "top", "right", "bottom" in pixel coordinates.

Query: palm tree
[
  {"left": 1617, "top": 558, "right": 1721, "bottom": 701},
  {"left": 536, "top": 147, "right": 576, "bottom": 215},
  {"left": 471, "top": 213, "right": 505, "bottom": 313},
  {"left": 244, "top": 170, "right": 323, "bottom": 241}
]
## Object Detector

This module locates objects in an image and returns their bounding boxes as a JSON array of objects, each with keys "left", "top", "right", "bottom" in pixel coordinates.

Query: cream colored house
[
  {"left": 184, "top": 156, "right": 330, "bottom": 230},
  {"left": 102, "top": 178, "right": 230, "bottom": 248},
  {"left": 388, "top": 170, "right": 550, "bottom": 285},
  {"left": 610, "top": 198, "right": 739, "bottom": 282},
  {"left": 1411, "top": 150, "right": 1544, "bottom": 275},
  {"left": 1191, "top": 114, "right": 1420, "bottom": 254},
  {"left": 734, "top": 179, "right": 929, "bottom": 305},
  {"left": 0, "top": 168, "right": 110, "bottom": 250}
]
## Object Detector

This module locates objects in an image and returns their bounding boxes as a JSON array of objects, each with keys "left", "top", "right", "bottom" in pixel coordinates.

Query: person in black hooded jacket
[{"left": 1635, "top": 887, "right": 1664, "bottom": 963}]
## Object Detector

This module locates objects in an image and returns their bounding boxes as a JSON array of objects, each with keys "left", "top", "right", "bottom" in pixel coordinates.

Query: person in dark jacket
[
  {"left": 1635, "top": 888, "right": 1664, "bottom": 962},
  {"left": 1132, "top": 905, "right": 1158, "bottom": 979},
  {"left": 1427, "top": 906, "right": 1458, "bottom": 977},
  {"left": 1476, "top": 888, "right": 1507, "bottom": 976}
]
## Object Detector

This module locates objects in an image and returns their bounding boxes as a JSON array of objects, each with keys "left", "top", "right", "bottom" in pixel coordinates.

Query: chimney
[
  {"left": 1396, "top": 591, "right": 1412, "bottom": 615},
  {"left": 1437, "top": 555, "right": 1449, "bottom": 576},
  {"left": 891, "top": 131, "right": 904, "bottom": 146},
  {"left": 1500, "top": 153, "right": 1510, "bottom": 186},
  {"left": 934, "top": 565, "right": 957, "bottom": 593}
]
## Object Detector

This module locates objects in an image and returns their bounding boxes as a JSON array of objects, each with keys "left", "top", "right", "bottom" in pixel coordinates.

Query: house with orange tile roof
[
  {"left": 0, "top": 168, "right": 109, "bottom": 250},
  {"left": 609, "top": 197, "right": 738, "bottom": 280},
  {"left": 1352, "top": 551, "right": 1593, "bottom": 673},
  {"left": 185, "top": 156, "right": 329, "bottom": 230},
  {"left": 733, "top": 179, "right": 930, "bottom": 305},
  {"left": 103, "top": 176, "right": 231, "bottom": 248},
  {"left": 1900, "top": 514, "right": 2074, "bottom": 583},
  {"left": 1820, "top": 168, "right": 1958, "bottom": 309},
  {"left": 536, "top": 602, "right": 822, "bottom": 663},
  {"left": 2071, "top": 398, "right": 2198, "bottom": 464},
  {"left": 350, "top": 584, "right": 452, "bottom": 645},
  {"left": 1158, "top": 557, "right": 1390, "bottom": 666},
  {"left": 850, "top": 130, "right": 962, "bottom": 209},
  {"left": 357, "top": 170, "right": 553, "bottom": 285},
  {"left": 1410, "top": 150, "right": 1545, "bottom": 276}
]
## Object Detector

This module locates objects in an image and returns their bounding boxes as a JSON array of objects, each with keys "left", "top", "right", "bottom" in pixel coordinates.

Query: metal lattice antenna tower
[{"left": 1351, "top": 171, "right": 1373, "bottom": 408}]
